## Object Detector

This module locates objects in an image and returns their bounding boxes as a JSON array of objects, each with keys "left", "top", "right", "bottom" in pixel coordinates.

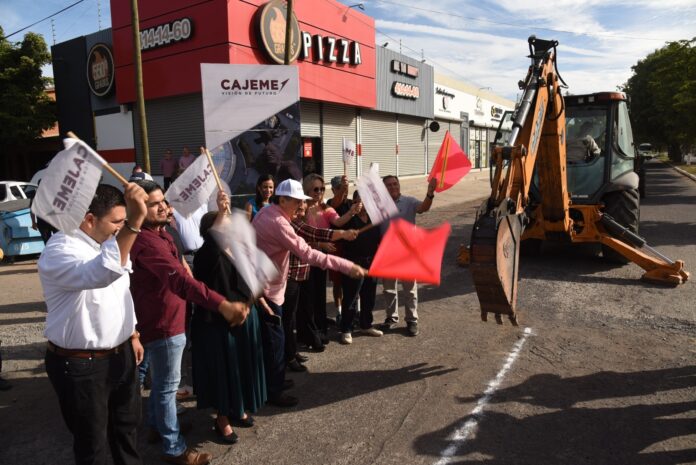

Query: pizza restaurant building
[{"left": 51, "top": 0, "right": 438, "bottom": 183}]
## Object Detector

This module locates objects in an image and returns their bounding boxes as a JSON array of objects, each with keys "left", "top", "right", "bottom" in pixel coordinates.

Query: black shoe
[
  {"left": 231, "top": 415, "right": 254, "bottom": 428},
  {"left": 282, "top": 378, "right": 295, "bottom": 391},
  {"left": 287, "top": 359, "right": 308, "bottom": 372},
  {"left": 307, "top": 343, "right": 325, "bottom": 353},
  {"left": 320, "top": 335, "right": 330, "bottom": 345},
  {"left": 407, "top": 321, "right": 419, "bottom": 337},
  {"left": 268, "top": 393, "right": 299, "bottom": 407},
  {"left": 380, "top": 318, "right": 398, "bottom": 331},
  {"left": 214, "top": 421, "right": 239, "bottom": 444},
  {"left": 295, "top": 353, "right": 309, "bottom": 363}
]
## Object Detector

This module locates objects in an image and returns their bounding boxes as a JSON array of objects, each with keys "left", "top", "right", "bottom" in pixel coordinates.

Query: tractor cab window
[
  {"left": 565, "top": 106, "right": 608, "bottom": 201},
  {"left": 610, "top": 101, "right": 637, "bottom": 181},
  {"left": 566, "top": 110, "right": 606, "bottom": 164}
]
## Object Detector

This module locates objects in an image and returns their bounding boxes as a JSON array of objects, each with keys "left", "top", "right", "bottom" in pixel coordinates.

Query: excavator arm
[{"left": 470, "top": 36, "right": 569, "bottom": 325}]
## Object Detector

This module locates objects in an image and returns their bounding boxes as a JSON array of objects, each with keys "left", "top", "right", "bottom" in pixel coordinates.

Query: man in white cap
[{"left": 252, "top": 179, "right": 364, "bottom": 406}]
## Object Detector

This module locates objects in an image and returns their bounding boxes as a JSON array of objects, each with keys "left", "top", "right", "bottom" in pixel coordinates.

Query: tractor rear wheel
[{"left": 601, "top": 188, "right": 640, "bottom": 264}]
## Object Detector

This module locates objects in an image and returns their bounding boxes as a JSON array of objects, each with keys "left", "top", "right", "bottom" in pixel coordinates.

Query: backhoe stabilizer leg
[{"left": 598, "top": 235, "right": 690, "bottom": 285}]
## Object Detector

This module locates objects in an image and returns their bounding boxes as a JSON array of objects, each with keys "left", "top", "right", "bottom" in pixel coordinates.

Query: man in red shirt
[{"left": 130, "top": 180, "right": 247, "bottom": 465}]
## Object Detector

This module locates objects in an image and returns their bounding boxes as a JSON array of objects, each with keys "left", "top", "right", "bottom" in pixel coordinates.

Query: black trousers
[
  {"left": 340, "top": 257, "right": 373, "bottom": 333},
  {"left": 259, "top": 301, "right": 285, "bottom": 398},
  {"left": 45, "top": 342, "right": 142, "bottom": 465},
  {"left": 282, "top": 278, "right": 301, "bottom": 361},
  {"left": 307, "top": 267, "right": 328, "bottom": 333},
  {"left": 295, "top": 279, "right": 323, "bottom": 349}
]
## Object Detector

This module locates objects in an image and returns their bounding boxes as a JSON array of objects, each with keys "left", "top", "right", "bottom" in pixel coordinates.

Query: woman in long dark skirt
[{"left": 192, "top": 203, "right": 266, "bottom": 444}]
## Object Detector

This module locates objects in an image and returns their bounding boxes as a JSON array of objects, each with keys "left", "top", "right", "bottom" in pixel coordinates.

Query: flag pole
[
  {"left": 357, "top": 223, "right": 376, "bottom": 235},
  {"left": 204, "top": 148, "right": 231, "bottom": 214},
  {"left": 67, "top": 131, "right": 129, "bottom": 186}
]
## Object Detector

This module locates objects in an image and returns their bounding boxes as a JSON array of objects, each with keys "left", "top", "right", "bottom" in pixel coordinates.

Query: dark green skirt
[{"left": 191, "top": 305, "right": 266, "bottom": 419}]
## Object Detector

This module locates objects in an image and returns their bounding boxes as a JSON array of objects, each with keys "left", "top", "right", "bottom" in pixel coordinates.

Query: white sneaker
[
  {"left": 340, "top": 333, "right": 353, "bottom": 345},
  {"left": 360, "top": 327, "right": 384, "bottom": 337}
]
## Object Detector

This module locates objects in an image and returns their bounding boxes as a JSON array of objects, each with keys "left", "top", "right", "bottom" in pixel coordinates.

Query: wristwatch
[{"left": 426, "top": 193, "right": 435, "bottom": 199}]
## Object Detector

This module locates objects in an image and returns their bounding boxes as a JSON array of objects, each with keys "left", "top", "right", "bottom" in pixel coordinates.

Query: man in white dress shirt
[{"left": 39, "top": 183, "right": 148, "bottom": 465}]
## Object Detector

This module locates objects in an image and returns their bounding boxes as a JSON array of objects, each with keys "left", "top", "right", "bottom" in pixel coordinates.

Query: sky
[{"left": 1, "top": 0, "right": 695, "bottom": 101}]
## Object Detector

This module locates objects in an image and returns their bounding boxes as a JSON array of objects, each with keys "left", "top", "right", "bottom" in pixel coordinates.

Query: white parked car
[{"left": 0, "top": 181, "right": 38, "bottom": 203}]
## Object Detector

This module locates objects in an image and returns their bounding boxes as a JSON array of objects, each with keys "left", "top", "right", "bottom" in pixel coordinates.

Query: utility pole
[
  {"left": 283, "top": 0, "right": 294, "bottom": 65},
  {"left": 130, "top": 0, "right": 150, "bottom": 173}
]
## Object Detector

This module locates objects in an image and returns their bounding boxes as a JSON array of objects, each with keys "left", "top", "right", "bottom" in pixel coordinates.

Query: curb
[
  {"left": 662, "top": 161, "right": 696, "bottom": 181},
  {"left": 670, "top": 164, "right": 696, "bottom": 182}
]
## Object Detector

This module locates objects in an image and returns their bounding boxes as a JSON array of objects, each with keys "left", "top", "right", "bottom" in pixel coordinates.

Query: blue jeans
[
  {"left": 137, "top": 349, "right": 150, "bottom": 386},
  {"left": 144, "top": 333, "right": 187, "bottom": 457}
]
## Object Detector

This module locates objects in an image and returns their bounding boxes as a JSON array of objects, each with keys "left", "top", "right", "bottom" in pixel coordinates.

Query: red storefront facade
[{"left": 110, "top": 0, "right": 376, "bottom": 107}]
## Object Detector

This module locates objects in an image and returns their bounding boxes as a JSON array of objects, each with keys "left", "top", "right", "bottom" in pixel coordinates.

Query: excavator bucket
[{"left": 469, "top": 211, "right": 524, "bottom": 325}]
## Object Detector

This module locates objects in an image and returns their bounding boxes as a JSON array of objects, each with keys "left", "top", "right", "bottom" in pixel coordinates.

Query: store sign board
[
  {"left": 300, "top": 32, "right": 362, "bottom": 65},
  {"left": 392, "top": 81, "right": 419, "bottom": 99},
  {"left": 256, "top": 0, "right": 361, "bottom": 66},
  {"left": 87, "top": 43, "right": 115, "bottom": 97},
  {"left": 391, "top": 59, "right": 418, "bottom": 78},
  {"left": 140, "top": 18, "right": 193, "bottom": 51},
  {"left": 256, "top": 0, "right": 302, "bottom": 64}
]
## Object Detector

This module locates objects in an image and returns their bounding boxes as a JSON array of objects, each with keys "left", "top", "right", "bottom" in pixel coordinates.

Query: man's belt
[{"left": 47, "top": 340, "right": 127, "bottom": 359}]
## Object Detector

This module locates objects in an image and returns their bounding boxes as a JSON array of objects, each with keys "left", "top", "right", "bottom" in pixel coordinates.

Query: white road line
[{"left": 434, "top": 326, "right": 533, "bottom": 465}]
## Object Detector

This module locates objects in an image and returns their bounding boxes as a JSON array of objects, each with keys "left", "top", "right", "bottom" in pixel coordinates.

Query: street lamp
[{"left": 349, "top": 3, "right": 365, "bottom": 9}]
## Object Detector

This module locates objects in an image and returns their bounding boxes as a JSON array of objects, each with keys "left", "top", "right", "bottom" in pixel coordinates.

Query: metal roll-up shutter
[
  {"left": 427, "top": 119, "right": 461, "bottom": 171},
  {"left": 322, "top": 103, "right": 357, "bottom": 180},
  {"left": 426, "top": 118, "right": 448, "bottom": 171},
  {"left": 133, "top": 93, "right": 205, "bottom": 175},
  {"left": 397, "top": 115, "right": 426, "bottom": 176},
  {"left": 361, "top": 110, "right": 396, "bottom": 178},
  {"left": 300, "top": 100, "right": 321, "bottom": 137}
]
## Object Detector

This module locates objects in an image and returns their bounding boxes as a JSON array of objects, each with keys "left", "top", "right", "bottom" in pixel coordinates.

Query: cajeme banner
[
  {"left": 31, "top": 138, "right": 107, "bottom": 233},
  {"left": 201, "top": 64, "right": 300, "bottom": 150}
]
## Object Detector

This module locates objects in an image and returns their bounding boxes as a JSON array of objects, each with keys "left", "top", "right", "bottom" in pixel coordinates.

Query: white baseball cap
[{"left": 275, "top": 179, "right": 311, "bottom": 200}]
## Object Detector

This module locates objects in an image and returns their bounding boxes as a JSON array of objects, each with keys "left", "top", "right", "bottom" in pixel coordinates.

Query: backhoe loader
[{"left": 466, "top": 36, "right": 689, "bottom": 325}]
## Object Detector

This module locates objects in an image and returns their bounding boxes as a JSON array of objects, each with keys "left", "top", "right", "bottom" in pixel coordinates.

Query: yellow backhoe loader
[{"left": 465, "top": 36, "right": 689, "bottom": 325}]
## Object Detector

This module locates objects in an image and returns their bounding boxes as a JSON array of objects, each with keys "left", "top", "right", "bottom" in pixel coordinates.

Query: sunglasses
[{"left": 313, "top": 187, "right": 326, "bottom": 193}]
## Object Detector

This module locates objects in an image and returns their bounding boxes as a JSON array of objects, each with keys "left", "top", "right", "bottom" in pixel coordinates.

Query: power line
[
  {"left": 2, "top": 0, "right": 86, "bottom": 40},
  {"left": 371, "top": 0, "right": 669, "bottom": 42}
]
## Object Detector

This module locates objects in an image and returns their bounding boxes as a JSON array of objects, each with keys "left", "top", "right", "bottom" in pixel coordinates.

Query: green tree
[
  {"left": 623, "top": 38, "right": 696, "bottom": 161},
  {"left": 0, "top": 25, "right": 56, "bottom": 148}
]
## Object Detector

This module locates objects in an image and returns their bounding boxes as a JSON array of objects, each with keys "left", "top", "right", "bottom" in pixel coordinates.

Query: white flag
[
  {"left": 342, "top": 137, "right": 356, "bottom": 166},
  {"left": 356, "top": 163, "right": 399, "bottom": 225},
  {"left": 166, "top": 153, "right": 217, "bottom": 218},
  {"left": 31, "top": 138, "right": 106, "bottom": 233},
  {"left": 209, "top": 209, "right": 278, "bottom": 299}
]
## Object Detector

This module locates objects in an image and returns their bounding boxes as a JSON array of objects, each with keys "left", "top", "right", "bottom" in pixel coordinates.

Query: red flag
[
  {"left": 428, "top": 130, "right": 472, "bottom": 193},
  {"left": 369, "top": 219, "right": 451, "bottom": 285}
]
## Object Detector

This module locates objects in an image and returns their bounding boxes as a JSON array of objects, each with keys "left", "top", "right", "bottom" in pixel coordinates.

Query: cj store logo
[{"left": 257, "top": 0, "right": 301, "bottom": 64}]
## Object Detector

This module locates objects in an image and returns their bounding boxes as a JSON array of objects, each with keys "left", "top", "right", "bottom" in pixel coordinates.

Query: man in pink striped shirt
[{"left": 253, "top": 179, "right": 366, "bottom": 406}]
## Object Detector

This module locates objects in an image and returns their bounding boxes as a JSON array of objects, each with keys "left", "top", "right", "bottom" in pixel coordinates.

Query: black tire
[{"left": 601, "top": 188, "right": 640, "bottom": 264}]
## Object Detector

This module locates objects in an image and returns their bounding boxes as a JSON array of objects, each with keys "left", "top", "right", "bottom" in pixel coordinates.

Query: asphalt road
[{"left": 0, "top": 160, "right": 694, "bottom": 465}]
